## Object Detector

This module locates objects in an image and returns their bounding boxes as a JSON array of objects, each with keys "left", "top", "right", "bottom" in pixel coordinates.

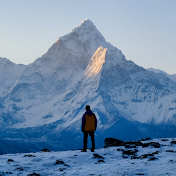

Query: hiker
[{"left": 81, "top": 105, "right": 97, "bottom": 152}]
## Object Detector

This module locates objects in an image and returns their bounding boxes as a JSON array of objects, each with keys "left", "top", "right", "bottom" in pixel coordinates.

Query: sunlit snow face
[{"left": 85, "top": 47, "right": 107, "bottom": 77}]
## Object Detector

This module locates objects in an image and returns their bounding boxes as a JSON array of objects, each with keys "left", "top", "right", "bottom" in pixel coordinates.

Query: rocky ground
[{"left": 0, "top": 138, "right": 176, "bottom": 175}]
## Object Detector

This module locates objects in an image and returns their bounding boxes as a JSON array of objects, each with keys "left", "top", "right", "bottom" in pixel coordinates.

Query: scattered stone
[
  {"left": 161, "top": 139, "right": 169, "bottom": 141},
  {"left": 98, "top": 159, "right": 105, "bottom": 162},
  {"left": 141, "top": 138, "right": 152, "bottom": 141},
  {"left": 131, "top": 151, "right": 159, "bottom": 160},
  {"left": 148, "top": 157, "right": 158, "bottom": 161},
  {"left": 41, "top": 148, "right": 50, "bottom": 152},
  {"left": 24, "top": 154, "right": 36, "bottom": 157},
  {"left": 124, "top": 140, "right": 143, "bottom": 147},
  {"left": 169, "top": 160, "right": 174, "bottom": 163},
  {"left": 117, "top": 148, "right": 124, "bottom": 152},
  {"left": 123, "top": 149, "right": 138, "bottom": 155},
  {"left": 55, "top": 159, "right": 65, "bottom": 165},
  {"left": 104, "top": 138, "right": 125, "bottom": 148},
  {"left": 152, "top": 151, "right": 159, "bottom": 155},
  {"left": 140, "top": 153, "right": 154, "bottom": 159},
  {"left": 7, "top": 159, "right": 14, "bottom": 162},
  {"left": 104, "top": 138, "right": 144, "bottom": 148},
  {"left": 16, "top": 166, "right": 23, "bottom": 171},
  {"left": 142, "top": 142, "right": 160, "bottom": 148},
  {"left": 93, "top": 153, "right": 104, "bottom": 159},
  {"left": 122, "top": 155, "right": 129, "bottom": 159},
  {"left": 131, "top": 156, "right": 140, "bottom": 159},
  {"left": 5, "top": 172, "right": 13, "bottom": 174},
  {"left": 28, "top": 173, "right": 40, "bottom": 176},
  {"left": 171, "top": 141, "right": 176, "bottom": 144},
  {"left": 125, "top": 144, "right": 136, "bottom": 148},
  {"left": 95, "top": 159, "right": 105, "bottom": 164},
  {"left": 166, "top": 150, "right": 176, "bottom": 153}
]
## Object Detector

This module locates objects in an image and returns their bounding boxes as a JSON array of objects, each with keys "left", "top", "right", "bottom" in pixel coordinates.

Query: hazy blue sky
[{"left": 0, "top": 0, "right": 176, "bottom": 74}]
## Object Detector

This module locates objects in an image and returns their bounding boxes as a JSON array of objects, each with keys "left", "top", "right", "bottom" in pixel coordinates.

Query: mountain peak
[
  {"left": 75, "top": 18, "right": 95, "bottom": 29},
  {"left": 58, "top": 19, "right": 103, "bottom": 42}
]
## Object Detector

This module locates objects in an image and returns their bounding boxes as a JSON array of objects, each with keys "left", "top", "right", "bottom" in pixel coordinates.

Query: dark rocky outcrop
[
  {"left": 141, "top": 138, "right": 151, "bottom": 141},
  {"left": 142, "top": 142, "right": 160, "bottom": 148},
  {"left": 55, "top": 159, "right": 68, "bottom": 167},
  {"left": 7, "top": 159, "right": 14, "bottom": 162},
  {"left": 104, "top": 138, "right": 125, "bottom": 148},
  {"left": 148, "top": 157, "right": 158, "bottom": 161},
  {"left": 95, "top": 159, "right": 105, "bottom": 164},
  {"left": 27, "top": 173, "right": 40, "bottom": 176},
  {"left": 104, "top": 138, "right": 143, "bottom": 148},
  {"left": 123, "top": 149, "right": 138, "bottom": 156},
  {"left": 171, "top": 141, "right": 176, "bottom": 144},
  {"left": 166, "top": 150, "right": 176, "bottom": 153},
  {"left": 131, "top": 151, "right": 159, "bottom": 160},
  {"left": 55, "top": 159, "right": 65, "bottom": 165},
  {"left": 161, "top": 139, "right": 169, "bottom": 141},
  {"left": 16, "top": 167, "right": 23, "bottom": 171},
  {"left": 24, "top": 154, "right": 36, "bottom": 157},
  {"left": 40, "top": 148, "right": 50, "bottom": 152},
  {"left": 93, "top": 153, "right": 104, "bottom": 159}
]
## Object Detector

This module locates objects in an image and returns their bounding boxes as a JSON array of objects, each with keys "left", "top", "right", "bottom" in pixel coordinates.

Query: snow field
[{"left": 0, "top": 138, "right": 176, "bottom": 175}]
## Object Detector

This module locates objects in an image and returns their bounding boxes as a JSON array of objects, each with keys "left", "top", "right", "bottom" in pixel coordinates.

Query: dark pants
[{"left": 83, "top": 131, "right": 95, "bottom": 150}]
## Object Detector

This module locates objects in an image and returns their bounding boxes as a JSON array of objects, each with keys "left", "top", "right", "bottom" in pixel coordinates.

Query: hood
[{"left": 85, "top": 110, "right": 94, "bottom": 116}]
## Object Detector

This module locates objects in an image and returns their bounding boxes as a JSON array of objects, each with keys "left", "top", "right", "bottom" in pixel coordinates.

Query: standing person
[{"left": 81, "top": 105, "right": 97, "bottom": 152}]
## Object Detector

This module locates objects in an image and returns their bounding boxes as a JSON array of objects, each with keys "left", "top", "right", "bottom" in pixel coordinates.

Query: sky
[{"left": 0, "top": 0, "right": 176, "bottom": 74}]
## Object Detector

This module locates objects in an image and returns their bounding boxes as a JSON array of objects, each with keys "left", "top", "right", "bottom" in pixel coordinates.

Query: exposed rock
[
  {"left": 27, "top": 173, "right": 40, "bottom": 176},
  {"left": 55, "top": 159, "right": 65, "bottom": 165},
  {"left": 141, "top": 138, "right": 152, "bottom": 141},
  {"left": 95, "top": 159, "right": 105, "bottom": 164},
  {"left": 148, "top": 157, "right": 158, "bottom": 161},
  {"left": 104, "top": 138, "right": 143, "bottom": 148},
  {"left": 152, "top": 151, "right": 159, "bottom": 155},
  {"left": 93, "top": 153, "right": 104, "bottom": 159},
  {"left": 40, "top": 148, "right": 50, "bottom": 152},
  {"left": 131, "top": 156, "right": 140, "bottom": 159},
  {"left": 16, "top": 166, "right": 23, "bottom": 171},
  {"left": 166, "top": 150, "right": 176, "bottom": 153},
  {"left": 24, "top": 154, "right": 36, "bottom": 157},
  {"left": 122, "top": 149, "right": 138, "bottom": 155},
  {"left": 125, "top": 144, "right": 136, "bottom": 148},
  {"left": 122, "top": 155, "right": 129, "bottom": 159},
  {"left": 7, "top": 159, "right": 14, "bottom": 162},
  {"left": 161, "top": 139, "right": 169, "bottom": 141},
  {"left": 5, "top": 172, "right": 13, "bottom": 174},
  {"left": 117, "top": 148, "right": 124, "bottom": 152},
  {"left": 171, "top": 141, "right": 176, "bottom": 144},
  {"left": 104, "top": 138, "right": 125, "bottom": 148},
  {"left": 142, "top": 142, "right": 160, "bottom": 148},
  {"left": 131, "top": 151, "right": 159, "bottom": 160}
]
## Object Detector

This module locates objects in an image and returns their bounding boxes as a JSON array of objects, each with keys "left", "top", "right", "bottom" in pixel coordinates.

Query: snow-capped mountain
[
  {"left": 148, "top": 67, "right": 176, "bottom": 83},
  {"left": 1, "top": 19, "right": 176, "bottom": 154}
]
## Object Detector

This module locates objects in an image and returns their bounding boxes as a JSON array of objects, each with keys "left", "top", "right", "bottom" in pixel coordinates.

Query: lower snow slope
[{"left": 0, "top": 138, "right": 176, "bottom": 176}]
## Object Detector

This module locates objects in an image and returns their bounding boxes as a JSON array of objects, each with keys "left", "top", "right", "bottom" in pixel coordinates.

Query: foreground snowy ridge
[{"left": 0, "top": 138, "right": 176, "bottom": 176}]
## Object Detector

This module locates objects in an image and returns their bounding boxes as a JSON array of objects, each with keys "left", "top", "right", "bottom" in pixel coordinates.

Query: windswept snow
[{"left": 0, "top": 138, "right": 176, "bottom": 175}]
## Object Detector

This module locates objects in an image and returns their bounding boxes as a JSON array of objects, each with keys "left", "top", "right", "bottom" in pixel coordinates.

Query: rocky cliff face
[{"left": 0, "top": 19, "right": 176, "bottom": 153}]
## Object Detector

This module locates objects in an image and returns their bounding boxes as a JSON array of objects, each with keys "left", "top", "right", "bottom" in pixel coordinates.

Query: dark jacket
[{"left": 82, "top": 110, "right": 97, "bottom": 131}]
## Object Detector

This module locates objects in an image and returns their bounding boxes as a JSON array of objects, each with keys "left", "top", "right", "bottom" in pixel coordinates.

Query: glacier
[{"left": 0, "top": 19, "right": 176, "bottom": 154}]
